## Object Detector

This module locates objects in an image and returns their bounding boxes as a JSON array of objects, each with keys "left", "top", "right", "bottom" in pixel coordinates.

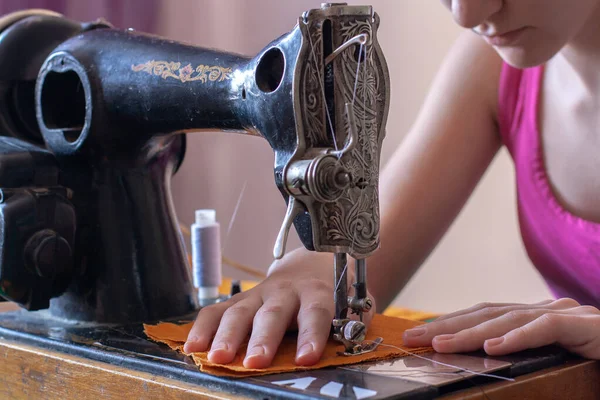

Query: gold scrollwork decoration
[{"left": 131, "top": 60, "right": 233, "bottom": 83}]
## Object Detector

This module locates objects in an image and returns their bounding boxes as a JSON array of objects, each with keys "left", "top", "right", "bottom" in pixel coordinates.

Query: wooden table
[{"left": 441, "top": 359, "right": 600, "bottom": 400}]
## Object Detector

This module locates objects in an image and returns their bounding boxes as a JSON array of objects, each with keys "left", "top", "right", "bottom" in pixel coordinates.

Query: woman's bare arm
[{"left": 369, "top": 31, "right": 504, "bottom": 309}]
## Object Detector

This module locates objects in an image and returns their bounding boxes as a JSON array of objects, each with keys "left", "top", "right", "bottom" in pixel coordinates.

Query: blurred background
[{"left": 0, "top": 0, "right": 552, "bottom": 312}]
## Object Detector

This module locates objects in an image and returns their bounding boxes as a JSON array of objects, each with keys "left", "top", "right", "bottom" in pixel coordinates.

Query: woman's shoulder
[{"left": 439, "top": 31, "right": 504, "bottom": 123}]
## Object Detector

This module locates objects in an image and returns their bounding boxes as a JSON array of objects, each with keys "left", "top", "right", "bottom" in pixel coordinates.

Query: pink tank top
[{"left": 498, "top": 63, "right": 600, "bottom": 307}]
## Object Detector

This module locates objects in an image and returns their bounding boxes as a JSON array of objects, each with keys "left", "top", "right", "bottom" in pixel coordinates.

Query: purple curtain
[{"left": 0, "top": 0, "right": 159, "bottom": 33}]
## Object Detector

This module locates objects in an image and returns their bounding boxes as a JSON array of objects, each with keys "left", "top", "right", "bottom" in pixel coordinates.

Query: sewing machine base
[{"left": 0, "top": 308, "right": 578, "bottom": 399}]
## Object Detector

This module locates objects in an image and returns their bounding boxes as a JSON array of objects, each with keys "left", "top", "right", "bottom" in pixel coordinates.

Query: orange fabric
[
  {"left": 383, "top": 307, "right": 441, "bottom": 321},
  {"left": 144, "top": 314, "right": 432, "bottom": 378}
]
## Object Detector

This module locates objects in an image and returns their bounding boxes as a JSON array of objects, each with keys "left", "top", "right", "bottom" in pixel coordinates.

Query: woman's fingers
[
  {"left": 184, "top": 299, "right": 236, "bottom": 353},
  {"left": 431, "top": 309, "right": 549, "bottom": 353},
  {"left": 294, "top": 291, "right": 335, "bottom": 366},
  {"left": 433, "top": 299, "right": 555, "bottom": 322},
  {"left": 484, "top": 314, "right": 600, "bottom": 358},
  {"left": 431, "top": 301, "right": 533, "bottom": 322},
  {"left": 403, "top": 299, "right": 575, "bottom": 347},
  {"left": 243, "top": 291, "right": 300, "bottom": 369},
  {"left": 402, "top": 297, "right": 600, "bottom": 360},
  {"left": 208, "top": 296, "right": 263, "bottom": 364}
]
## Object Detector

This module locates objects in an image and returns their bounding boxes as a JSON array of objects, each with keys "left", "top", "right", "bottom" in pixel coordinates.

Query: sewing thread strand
[
  {"left": 222, "top": 180, "right": 248, "bottom": 253},
  {"left": 334, "top": 208, "right": 361, "bottom": 293},
  {"left": 363, "top": 340, "right": 515, "bottom": 382},
  {"left": 306, "top": 22, "right": 338, "bottom": 152},
  {"left": 351, "top": 42, "right": 364, "bottom": 106}
]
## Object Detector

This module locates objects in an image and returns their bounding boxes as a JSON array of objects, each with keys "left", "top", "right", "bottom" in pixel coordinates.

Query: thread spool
[{"left": 191, "top": 209, "right": 222, "bottom": 303}]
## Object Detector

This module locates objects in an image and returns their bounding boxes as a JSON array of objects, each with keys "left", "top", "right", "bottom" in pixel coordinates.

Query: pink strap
[{"left": 497, "top": 63, "right": 524, "bottom": 152}]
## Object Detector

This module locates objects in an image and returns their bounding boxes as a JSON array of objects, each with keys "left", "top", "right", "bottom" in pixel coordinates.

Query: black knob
[
  {"left": 24, "top": 230, "right": 72, "bottom": 279},
  {"left": 230, "top": 280, "right": 242, "bottom": 297}
]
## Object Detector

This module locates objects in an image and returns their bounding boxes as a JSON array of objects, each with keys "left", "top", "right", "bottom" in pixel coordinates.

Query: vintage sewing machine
[
  {"left": 0, "top": 5, "right": 595, "bottom": 400},
  {"left": 0, "top": 2, "right": 383, "bottom": 348}
]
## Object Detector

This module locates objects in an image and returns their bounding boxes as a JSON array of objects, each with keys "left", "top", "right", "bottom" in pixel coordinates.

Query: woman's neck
[{"left": 558, "top": 5, "right": 600, "bottom": 92}]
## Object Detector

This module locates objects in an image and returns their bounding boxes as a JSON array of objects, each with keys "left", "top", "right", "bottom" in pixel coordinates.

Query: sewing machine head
[
  {"left": 0, "top": 3, "right": 389, "bottom": 352},
  {"left": 270, "top": 3, "right": 390, "bottom": 262}
]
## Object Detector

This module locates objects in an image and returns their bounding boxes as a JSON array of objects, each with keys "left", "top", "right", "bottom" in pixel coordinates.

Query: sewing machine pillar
[
  {"left": 31, "top": 27, "right": 283, "bottom": 322},
  {"left": 46, "top": 135, "right": 196, "bottom": 322}
]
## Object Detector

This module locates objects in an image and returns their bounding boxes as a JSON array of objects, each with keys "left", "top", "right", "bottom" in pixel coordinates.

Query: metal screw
[
  {"left": 363, "top": 298, "right": 373, "bottom": 312},
  {"left": 334, "top": 171, "right": 351, "bottom": 189},
  {"left": 343, "top": 320, "right": 366, "bottom": 343},
  {"left": 348, "top": 296, "right": 373, "bottom": 313}
]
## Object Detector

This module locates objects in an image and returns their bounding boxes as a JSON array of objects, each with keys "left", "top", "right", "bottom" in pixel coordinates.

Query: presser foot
[
  {"left": 333, "top": 318, "right": 383, "bottom": 356},
  {"left": 335, "top": 336, "right": 383, "bottom": 357}
]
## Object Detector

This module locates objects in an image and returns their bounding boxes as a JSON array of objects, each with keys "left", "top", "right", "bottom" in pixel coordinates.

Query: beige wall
[{"left": 159, "top": 0, "right": 552, "bottom": 313}]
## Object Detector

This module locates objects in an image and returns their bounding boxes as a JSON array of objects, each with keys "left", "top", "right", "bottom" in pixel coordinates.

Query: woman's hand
[
  {"left": 183, "top": 248, "right": 376, "bottom": 369},
  {"left": 403, "top": 299, "right": 600, "bottom": 359}
]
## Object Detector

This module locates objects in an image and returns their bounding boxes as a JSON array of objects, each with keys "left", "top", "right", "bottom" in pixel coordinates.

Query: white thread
[
  {"left": 334, "top": 218, "right": 359, "bottom": 293},
  {"left": 191, "top": 209, "right": 222, "bottom": 300},
  {"left": 336, "top": 41, "right": 365, "bottom": 163},
  {"left": 362, "top": 40, "right": 367, "bottom": 157},
  {"left": 352, "top": 42, "right": 364, "bottom": 106},
  {"left": 222, "top": 180, "right": 247, "bottom": 253},
  {"left": 306, "top": 22, "right": 338, "bottom": 152},
  {"left": 334, "top": 262, "right": 349, "bottom": 293},
  {"left": 362, "top": 340, "right": 515, "bottom": 382}
]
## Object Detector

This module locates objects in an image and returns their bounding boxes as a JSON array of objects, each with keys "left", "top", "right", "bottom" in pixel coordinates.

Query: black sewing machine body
[{"left": 0, "top": 4, "right": 388, "bottom": 325}]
